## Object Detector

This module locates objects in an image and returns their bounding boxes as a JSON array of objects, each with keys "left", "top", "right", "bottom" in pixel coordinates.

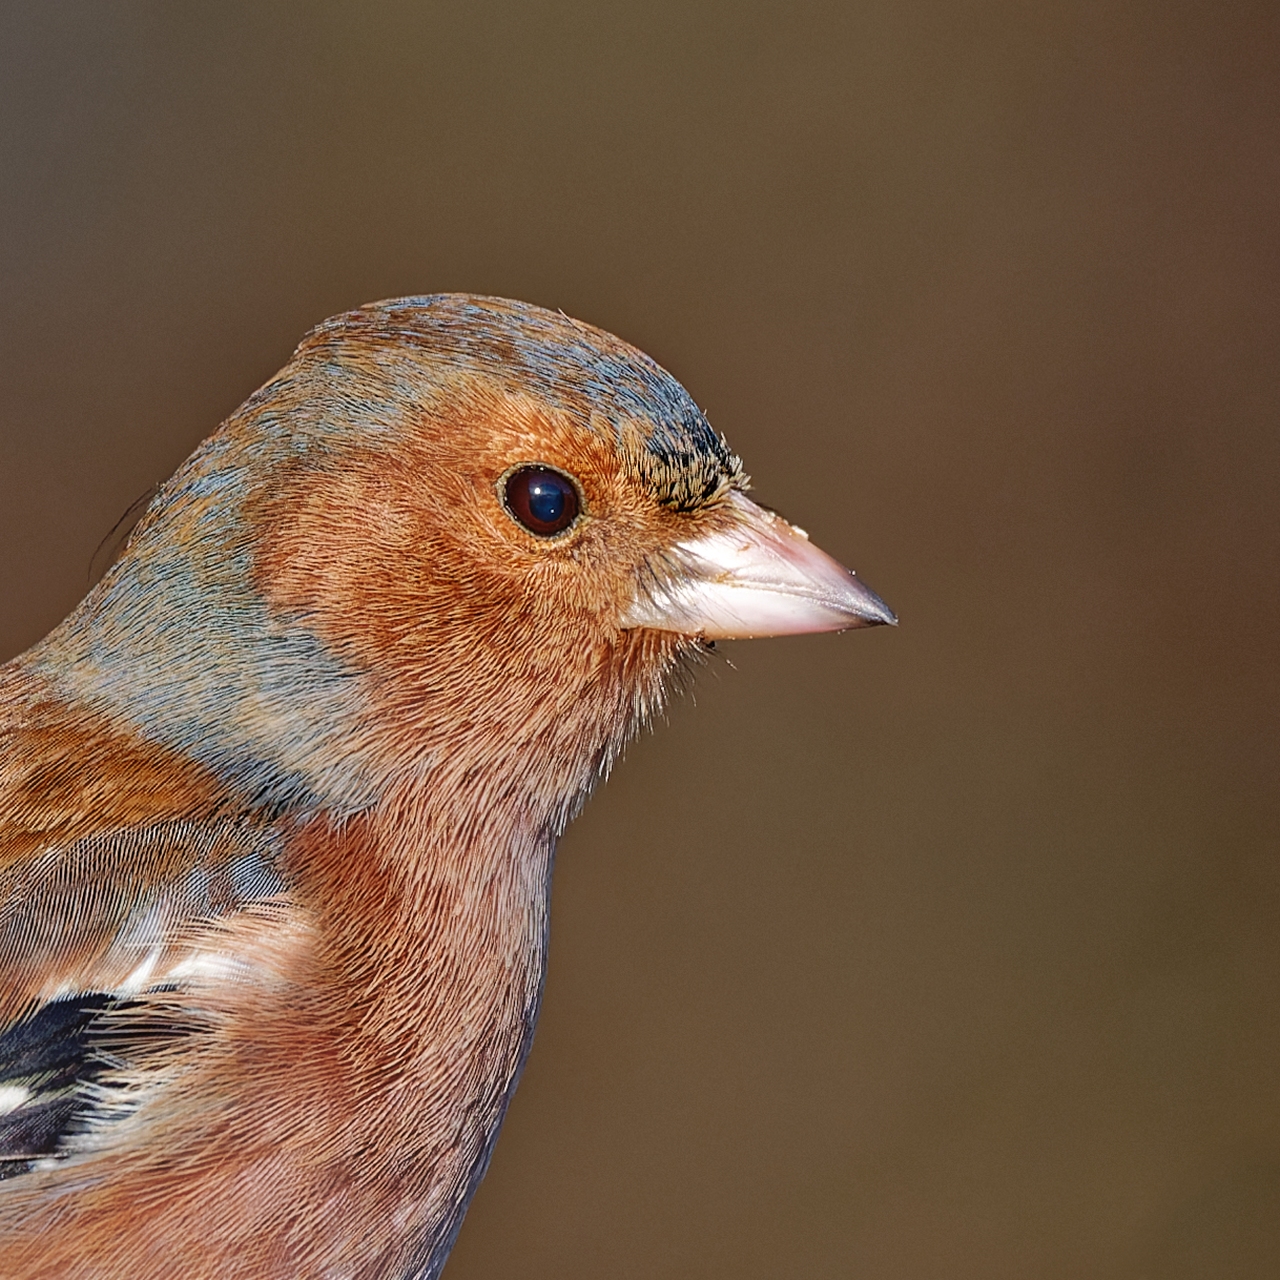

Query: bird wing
[
  {"left": 0, "top": 673, "right": 295, "bottom": 1179},
  {"left": 0, "top": 814, "right": 289, "bottom": 1008}
]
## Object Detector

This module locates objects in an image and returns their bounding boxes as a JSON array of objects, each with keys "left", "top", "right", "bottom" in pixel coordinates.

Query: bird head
[{"left": 47, "top": 296, "right": 893, "bottom": 820}]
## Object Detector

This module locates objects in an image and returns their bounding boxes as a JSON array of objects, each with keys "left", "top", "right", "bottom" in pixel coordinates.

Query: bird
[{"left": 0, "top": 295, "right": 894, "bottom": 1278}]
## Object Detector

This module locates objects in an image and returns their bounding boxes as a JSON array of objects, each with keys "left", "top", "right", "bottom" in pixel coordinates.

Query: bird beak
[{"left": 621, "top": 490, "right": 897, "bottom": 639}]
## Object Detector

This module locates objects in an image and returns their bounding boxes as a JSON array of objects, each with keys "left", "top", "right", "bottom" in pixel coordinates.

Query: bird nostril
[{"left": 501, "top": 465, "right": 582, "bottom": 537}]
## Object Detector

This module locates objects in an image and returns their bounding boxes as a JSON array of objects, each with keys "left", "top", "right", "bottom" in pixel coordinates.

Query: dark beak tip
[
  {"left": 846, "top": 579, "right": 897, "bottom": 629},
  {"left": 855, "top": 610, "right": 897, "bottom": 630}
]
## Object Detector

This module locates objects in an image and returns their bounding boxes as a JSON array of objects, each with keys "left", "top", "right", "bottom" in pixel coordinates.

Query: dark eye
[{"left": 501, "top": 465, "right": 582, "bottom": 537}]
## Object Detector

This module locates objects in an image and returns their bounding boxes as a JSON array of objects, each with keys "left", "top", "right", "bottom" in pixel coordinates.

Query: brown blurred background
[{"left": 2, "top": 2, "right": 1277, "bottom": 1276}]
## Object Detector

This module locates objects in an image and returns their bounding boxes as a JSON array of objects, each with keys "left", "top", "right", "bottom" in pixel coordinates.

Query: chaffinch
[{"left": 0, "top": 296, "right": 893, "bottom": 1278}]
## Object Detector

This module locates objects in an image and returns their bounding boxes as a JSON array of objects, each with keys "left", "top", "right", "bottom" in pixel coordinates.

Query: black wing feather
[{"left": 0, "top": 993, "right": 199, "bottom": 1179}]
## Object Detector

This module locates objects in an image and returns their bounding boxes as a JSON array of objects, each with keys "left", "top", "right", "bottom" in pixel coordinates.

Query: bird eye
[{"left": 501, "top": 465, "right": 582, "bottom": 537}]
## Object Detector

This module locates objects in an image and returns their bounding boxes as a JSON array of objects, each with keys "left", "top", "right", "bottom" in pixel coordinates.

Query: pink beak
[{"left": 621, "top": 491, "right": 896, "bottom": 639}]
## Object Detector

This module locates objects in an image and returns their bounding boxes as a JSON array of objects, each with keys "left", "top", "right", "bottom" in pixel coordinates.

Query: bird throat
[{"left": 277, "top": 774, "right": 556, "bottom": 1274}]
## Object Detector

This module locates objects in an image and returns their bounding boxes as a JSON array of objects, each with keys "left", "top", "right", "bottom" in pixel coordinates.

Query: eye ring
[{"left": 499, "top": 464, "right": 584, "bottom": 538}]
